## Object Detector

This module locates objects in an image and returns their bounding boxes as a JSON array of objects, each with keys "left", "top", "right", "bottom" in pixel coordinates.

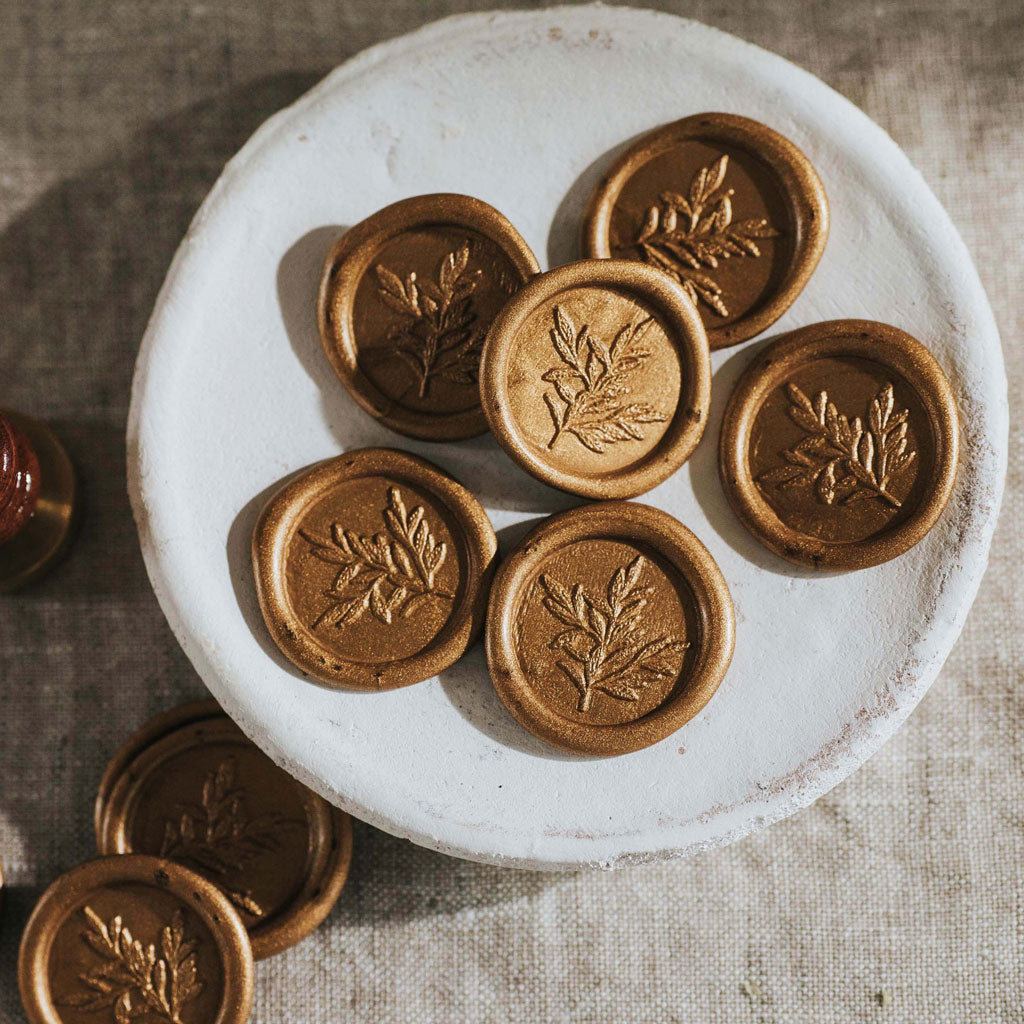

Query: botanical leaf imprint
[
  {"left": 159, "top": 757, "right": 301, "bottom": 918},
  {"left": 537, "top": 555, "right": 688, "bottom": 713},
  {"left": 375, "top": 242, "right": 482, "bottom": 396},
  {"left": 300, "top": 487, "right": 452, "bottom": 630},
  {"left": 58, "top": 906, "right": 202, "bottom": 1023},
  {"left": 758, "top": 381, "right": 917, "bottom": 508},
  {"left": 542, "top": 306, "right": 668, "bottom": 454},
  {"left": 631, "top": 154, "right": 780, "bottom": 317}
]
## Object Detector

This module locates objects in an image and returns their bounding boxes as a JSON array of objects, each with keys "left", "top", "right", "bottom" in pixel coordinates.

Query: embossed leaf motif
[
  {"left": 759, "top": 381, "right": 917, "bottom": 508},
  {"left": 375, "top": 241, "right": 483, "bottom": 397},
  {"left": 542, "top": 305, "right": 668, "bottom": 453},
  {"left": 59, "top": 906, "right": 202, "bottom": 1023},
  {"left": 537, "top": 555, "right": 688, "bottom": 713},
  {"left": 159, "top": 757, "right": 300, "bottom": 918},
  {"left": 300, "top": 487, "right": 452, "bottom": 630},
  {"left": 632, "top": 153, "right": 780, "bottom": 317}
]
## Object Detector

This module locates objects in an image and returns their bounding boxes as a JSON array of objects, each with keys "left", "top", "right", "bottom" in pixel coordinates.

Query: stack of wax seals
[
  {"left": 18, "top": 700, "right": 353, "bottom": 1024},
  {"left": 249, "top": 110, "right": 961, "bottom": 757},
  {"left": 0, "top": 410, "right": 77, "bottom": 593}
]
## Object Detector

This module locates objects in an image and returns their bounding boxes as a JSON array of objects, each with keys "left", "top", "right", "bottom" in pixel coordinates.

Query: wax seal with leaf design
[
  {"left": 318, "top": 193, "right": 540, "bottom": 441},
  {"left": 583, "top": 112, "right": 828, "bottom": 349},
  {"left": 18, "top": 854, "right": 253, "bottom": 1024},
  {"left": 252, "top": 447, "right": 497, "bottom": 688},
  {"left": 486, "top": 501, "right": 734, "bottom": 756},
  {"left": 96, "top": 711, "right": 353, "bottom": 960},
  {"left": 719, "top": 319, "right": 960, "bottom": 570},
  {"left": 0, "top": 410, "right": 77, "bottom": 593},
  {"left": 479, "top": 259, "right": 711, "bottom": 499}
]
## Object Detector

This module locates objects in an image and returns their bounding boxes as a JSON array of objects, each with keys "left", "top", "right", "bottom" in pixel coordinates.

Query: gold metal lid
[
  {"left": 479, "top": 259, "right": 711, "bottom": 499},
  {"left": 318, "top": 193, "right": 540, "bottom": 441},
  {"left": 96, "top": 715, "right": 352, "bottom": 960},
  {"left": 486, "top": 501, "right": 735, "bottom": 755},
  {"left": 583, "top": 112, "right": 829, "bottom": 349},
  {"left": 719, "top": 319, "right": 959, "bottom": 569},
  {"left": 18, "top": 854, "right": 253, "bottom": 1024},
  {"left": 252, "top": 447, "right": 497, "bottom": 689}
]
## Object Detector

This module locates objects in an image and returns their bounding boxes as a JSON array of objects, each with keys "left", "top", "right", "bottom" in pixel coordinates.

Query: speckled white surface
[{"left": 127, "top": 5, "right": 1007, "bottom": 870}]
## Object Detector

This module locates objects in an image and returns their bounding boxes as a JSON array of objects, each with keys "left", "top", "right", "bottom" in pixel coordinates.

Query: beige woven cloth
[{"left": 0, "top": 1, "right": 1020, "bottom": 1021}]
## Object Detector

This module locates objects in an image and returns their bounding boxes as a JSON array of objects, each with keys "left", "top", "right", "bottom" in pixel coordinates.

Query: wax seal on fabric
[
  {"left": 96, "top": 715, "right": 352, "bottom": 960},
  {"left": 318, "top": 193, "right": 540, "bottom": 441},
  {"left": 94, "top": 700, "right": 224, "bottom": 845},
  {"left": 479, "top": 260, "right": 711, "bottom": 499},
  {"left": 0, "top": 411, "right": 76, "bottom": 592},
  {"left": 719, "top": 319, "right": 959, "bottom": 570},
  {"left": 253, "top": 447, "right": 497, "bottom": 689},
  {"left": 18, "top": 854, "right": 253, "bottom": 1024},
  {"left": 486, "top": 502, "right": 734, "bottom": 756},
  {"left": 583, "top": 112, "right": 828, "bottom": 349}
]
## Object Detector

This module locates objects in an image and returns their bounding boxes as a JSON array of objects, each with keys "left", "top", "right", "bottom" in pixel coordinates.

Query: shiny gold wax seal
[
  {"left": 96, "top": 712, "right": 353, "bottom": 960},
  {"left": 719, "top": 319, "right": 959, "bottom": 570},
  {"left": 479, "top": 260, "right": 711, "bottom": 499},
  {"left": 318, "top": 194, "right": 540, "bottom": 441},
  {"left": 486, "top": 502, "right": 735, "bottom": 756},
  {"left": 253, "top": 447, "right": 497, "bottom": 688},
  {"left": 583, "top": 112, "right": 828, "bottom": 349},
  {"left": 19, "top": 854, "right": 253, "bottom": 1024}
]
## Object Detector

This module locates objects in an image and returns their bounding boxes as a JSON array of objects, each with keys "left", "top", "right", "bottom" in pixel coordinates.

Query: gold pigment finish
[
  {"left": 583, "top": 112, "right": 828, "bottom": 349},
  {"left": 97, "top": 712, "right": 353, "bottom": 960},
  {"left": 719, "top": 319, "right": 960, "bottom": 570},
  {"left": 18, "top": 855, "right": 253, "bottom": 1024},
  {"left": 253, "top": 447, "right": 497, "bottom": 688},
  {"left": 479, "top": 260, "right": 712, "bottom": 499},
  {"left": 319, "top": 193, "right": 540, "bottom": 441},
  {"left": 486, "top": 502, "right": 735, "bottom": 755}
]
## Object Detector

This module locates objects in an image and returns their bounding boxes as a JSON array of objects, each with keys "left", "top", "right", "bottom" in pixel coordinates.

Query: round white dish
[{"left": 127, "top": 5, "right": 1007, "bottom": 869}]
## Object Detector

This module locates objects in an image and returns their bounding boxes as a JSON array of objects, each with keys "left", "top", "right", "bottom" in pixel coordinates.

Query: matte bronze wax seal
[
  {"left": 318, "top": 193, "right": 540, "bottom": 441},
  {"left": 253, "top": 447, "right": 497, "bottom": 688},
  {"left": 486, "top": 502, "right": 735, "bottom": 756},
  {"left": 0, "top": 411, "right": 77, "bottom": 592},
  {"left": 583, "top": 113, "right": 828, "bottom": 349},
  {"left": 720, "top": 320, "right": 959, "bottom": 570},
  {"left": 19, "top": 854, "right": 253, "bottom": 1024},
  {"left": 97, "top": 713, "right": 353, "bottom": 960},
  {"left": 479, "top": 260, "right": 711, "bottom": 499}
]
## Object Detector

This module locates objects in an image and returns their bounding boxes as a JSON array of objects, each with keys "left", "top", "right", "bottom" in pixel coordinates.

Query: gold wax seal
[
  {"left": 96, "top": 711, "right": 353, "bottom": 960},
  {"left": 719, "top": 319, "right": 959, "bottom": 570},
  {"left": 318, "top": 193, "right": 540, "bottom": 441},
  {"left": 94, "top": 699, "right": 223, "bottom": 845},
  {"left": 486, "top": 502, "right": 734, "bottom": 756},
  {"left": 19, "top": 854, "right": 253, "bottom": 1024},
  {"left": 479, "top": 259, "right": 711, "bottom": 499},
  {"left": 253, "top": 447, "right": 497, "bottom": 689},
  {"left": 0, "top": 410, "right": 77, "bottom": 593},
  {"left": 583, "top": 112, "right": 828, "bottom": 349}
]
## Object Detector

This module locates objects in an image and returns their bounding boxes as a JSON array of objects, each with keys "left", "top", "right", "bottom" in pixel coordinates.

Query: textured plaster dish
[{"left": 127, "top": 6, "right": 1007, "bottom": 869}]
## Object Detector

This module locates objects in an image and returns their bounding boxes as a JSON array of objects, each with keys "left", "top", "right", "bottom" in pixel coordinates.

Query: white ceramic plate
[{"left": 128, "top": 5, "right": 1007, "bottom": 869}]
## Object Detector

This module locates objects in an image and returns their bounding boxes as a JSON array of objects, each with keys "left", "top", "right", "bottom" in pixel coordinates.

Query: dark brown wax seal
[
  {"left": 486, "top": 502, "right": 734, "bottom": 756},
  {"left": 253, "top": 447, "right": 497, "bottom": 689},
  {"left": 97, "top": 716, "right": 352, "bottom": 960},
  {"left": 94, "top": 699, "right": 224, "bottom": 846},
  {"left": 720, "top": 320, "right": 959, "bottom": 570},
  {"left": 583, "top": 112, "right": 828, "bottom": 349},
  {"left": 318, "top": 193, "right": 540, "bottom": 441},
  {"left": 0, "top": 411, "right": 76, "bottom": 593},
  {"left": 19, "top": 854, "right": 253, "bottom": 1024},
  {"left": 479, "top": 259, "right": 711, "bottom": 499}
]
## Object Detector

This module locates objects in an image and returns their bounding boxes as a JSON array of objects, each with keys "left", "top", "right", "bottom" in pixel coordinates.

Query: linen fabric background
[{"left": 0, "top": 1, "right": 1020, "bottom": 1021}]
